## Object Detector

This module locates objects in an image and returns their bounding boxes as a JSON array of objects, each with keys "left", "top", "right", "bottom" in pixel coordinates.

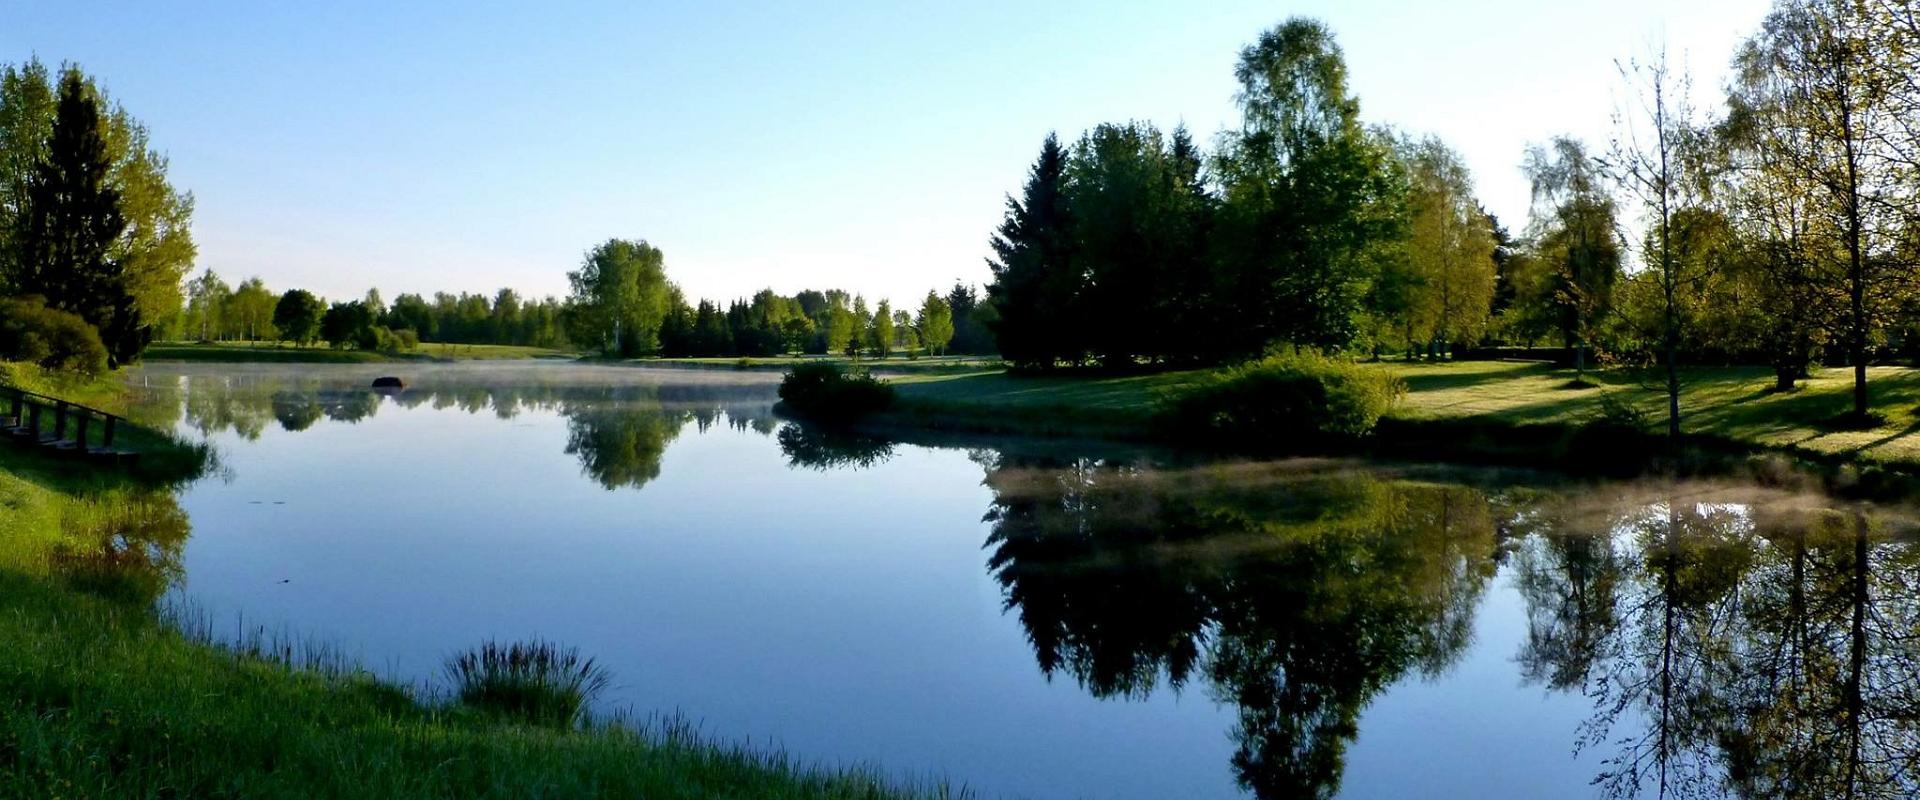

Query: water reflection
[
  {"left": 1514, "top": 495, "right": 1920, "bottom": 799},
  {"left": 115, "top": 365, "right": 1920, "bottom": 798},
  {"left": 977, "top": 459, "right": 1920, "bottom": 799},
  {"left": 126, "top": 365, "right": 782, "bottom": 491},
  {"left": 980, "top": 458, "right": 1497, "bottom": 798},
  {"left": 44, "top": 491, "right": 190, "bottom": 606}
]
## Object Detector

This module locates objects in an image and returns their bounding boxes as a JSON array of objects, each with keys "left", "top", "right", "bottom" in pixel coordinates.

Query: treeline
[
  {"left": 986, "top": 4, "right": 1920, "bottom": 431},
  {"left": 562, "top": 238, "right": 993, "bottom": 359},
  {"left": 170, "top": 268, "right": 571, "bottom": 351},
  {"left": 0, "top": 59, "right": 196, "bottom": 372},
  {"left": 985, "top": 20, "right": 1503, "bottom": 370},
  {"left": 978, "top": 16, "right": 1557, "bottom": 372}
]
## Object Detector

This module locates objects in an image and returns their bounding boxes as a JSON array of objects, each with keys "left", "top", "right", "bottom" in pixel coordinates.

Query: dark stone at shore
[{"left": 371, "top": 376, "right": 406, "bottom": 389}]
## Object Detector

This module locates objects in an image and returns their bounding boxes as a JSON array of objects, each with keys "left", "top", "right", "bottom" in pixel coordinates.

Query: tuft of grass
[{"left": 445, "top": 639, "right": 613, "bottom": 728}]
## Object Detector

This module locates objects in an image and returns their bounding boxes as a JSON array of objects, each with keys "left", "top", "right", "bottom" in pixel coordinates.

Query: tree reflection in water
[
  {"left": 127, "top": 368, "right": 781, "bottom": 492},
  {"left": 982, "top": 460, "right": 1920, "bottom": 799},
  {"left": 116, "top": 367, "right": 1920, "bottom": 797},
  {"left": 980, "top": 457, "right": 1499, "bottom": 798},
  {"left": 44, "top": 491, "right": 190, "bottom": 607},
  {"left": 1515, "top": 494, "right": 1920, "bottom": 799}
]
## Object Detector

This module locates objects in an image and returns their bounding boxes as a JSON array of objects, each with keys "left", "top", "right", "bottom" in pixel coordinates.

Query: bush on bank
[
  {"left": 0, "top": 296, "right": 109, "bottom": 376},
  {"left": 1160, "top": 353, "right": 1405, "bottom": 451},
  {"left": 778, "top": 362, "right": 895, "bottom": 421}
]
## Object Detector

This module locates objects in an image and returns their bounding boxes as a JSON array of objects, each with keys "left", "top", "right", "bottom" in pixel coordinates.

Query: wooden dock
[{"left": 0, "top": 385, "right": 139, "bottom": 466}]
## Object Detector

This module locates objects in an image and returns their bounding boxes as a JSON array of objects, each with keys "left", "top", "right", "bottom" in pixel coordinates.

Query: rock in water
[{"left": 371, "top": 376, "right": 406, "bottom": 389}]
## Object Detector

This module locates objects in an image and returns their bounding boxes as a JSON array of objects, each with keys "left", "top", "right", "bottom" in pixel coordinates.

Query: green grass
[
  {"left": 142, "top": 342, "right": 575, "bottom": 364},
  {"left": 1373, "top": 360, "right": 1920, "bottom": 465},
  {"left": 888, "top": 369, "right": 1209, "bottom": 438},
  {"left": 887, "top": 360, "right": 1920, "bottom": 470},
  {"left": 0, "top": 569, "right": 956, "bottom": 799}
]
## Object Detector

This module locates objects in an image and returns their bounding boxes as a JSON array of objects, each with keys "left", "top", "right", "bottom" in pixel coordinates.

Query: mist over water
[{"left": 118, "top": 362, "right": 1920, "bottom": 800}]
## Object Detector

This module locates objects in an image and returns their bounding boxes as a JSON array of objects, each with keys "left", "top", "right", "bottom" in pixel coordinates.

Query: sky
[{"left": 5, "top": 0, "right": 1772, "bottom": 306}]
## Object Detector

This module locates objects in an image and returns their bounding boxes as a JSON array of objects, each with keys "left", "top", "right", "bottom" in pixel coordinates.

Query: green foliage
[
  {"left": 778, "top": 362, "right": 895, "bottom": 421},
  {"left": 566, "top": 238, "right": 673, "bottom": 357},
  {"left": 444, "top": 639, "right": 612, "bottom": 728},
  {"left": 1558, "top": 392, "right": 1661, "bottom": 475},
  {"left": 0, "top": 59, "right": 193, "bottom": 365},
  {"left": 870, "top": 299, "right": 893, "bottom": 358},
  {"left": 1520, "top": 136, "right": 1621, "bottom": 372},
  {"left": 271, "top": 289, "right": 323, "bottom": 346},
  {"left": 1161, "top": 353, "right": 1405, "bottom": 450},
  {"left": 321, "top": 300, "right": 375, "bottom": 349},
  {"left": 1213, "top": 18, "right": 1408, "bottom": 354},
  {"left": 0, "top": 295, "right": 109, "bottom": 374},
  {"left": 7, "top": 70, "right": 149, "bottom": 366},
  {"left": 987, "top": 133, "right": 1078, "bottom": 369},
  {"left": 916, "top": 291, "right": 953, "bottom": 356}
]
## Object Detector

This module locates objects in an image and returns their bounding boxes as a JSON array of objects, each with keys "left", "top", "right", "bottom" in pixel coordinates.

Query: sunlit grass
[{"left": 888, "top": 360, "right": 1920, "bottom": 467}]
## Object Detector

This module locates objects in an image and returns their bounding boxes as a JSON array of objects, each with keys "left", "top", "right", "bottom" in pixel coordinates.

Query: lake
[{"left": 118, "top": 361, "right": 1920, "bottom": 800}]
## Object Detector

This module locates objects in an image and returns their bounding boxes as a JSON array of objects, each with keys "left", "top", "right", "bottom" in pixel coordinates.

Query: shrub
[
  {"left": 1558, "top": 392, "right": 1661, "bottom": 475},
  {"left": 0, "top": 296, "right": 109, "bottom": 375},
  {"left": 444, "top": 639, "right": 611, "bottom": 728},
  {"left": 778, "top": 362, "right": 895, "bottom": 421},
  {"left": 389, "top": 328, "right": 420, "bottom": 351},
  {"left": 1160, "top": 353, "right": 1405, "bottom": 451}
]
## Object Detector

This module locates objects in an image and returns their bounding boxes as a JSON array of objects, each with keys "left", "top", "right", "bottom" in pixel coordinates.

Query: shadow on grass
[{"left": 1394, "top": 362, "right": 1558, "bottom": 393}]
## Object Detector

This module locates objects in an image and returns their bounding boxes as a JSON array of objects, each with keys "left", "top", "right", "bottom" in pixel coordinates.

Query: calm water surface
[{"left": 118, "top": 362, "right": 1920, "bottom": 799}]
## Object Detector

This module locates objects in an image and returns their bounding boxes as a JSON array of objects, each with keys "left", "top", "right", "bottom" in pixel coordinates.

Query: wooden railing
[{"left": 0, "top": 385, "right": 137, "bottom": 464}]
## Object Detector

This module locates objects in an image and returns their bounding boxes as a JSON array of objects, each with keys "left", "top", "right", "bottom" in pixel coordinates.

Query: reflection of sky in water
[{"left": 126, "top": 363, "right": 1920, "bottom": 800}]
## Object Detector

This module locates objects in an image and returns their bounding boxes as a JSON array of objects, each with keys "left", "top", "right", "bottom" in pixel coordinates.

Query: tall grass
[{"left": 445, "top": 638, "right": 612, "bottom": 727}]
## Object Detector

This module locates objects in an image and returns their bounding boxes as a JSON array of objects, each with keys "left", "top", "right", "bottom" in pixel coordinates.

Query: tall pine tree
[
  {"left": 986, "top": 133, "right": 1078, "bottom": 369},
  {"left": 14, "top": 70, "right": 146, "bottom": 365}
]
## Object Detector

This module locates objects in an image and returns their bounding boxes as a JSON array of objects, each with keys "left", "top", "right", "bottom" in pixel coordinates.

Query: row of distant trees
[
  {"left": 987, "top": 3, "right": 1920, "bottom": 431},
  {"left": 173, "top": 255, "right": 999, "bottom": 361},
  {"left": 0, "top": 59, "right": 196, "bottom": 368},
  {"left": 561, "top": 238, "right": 993, "bottom": 359},
  {"left": 169, "top": 269, "right": 572, "bottom": 351}
]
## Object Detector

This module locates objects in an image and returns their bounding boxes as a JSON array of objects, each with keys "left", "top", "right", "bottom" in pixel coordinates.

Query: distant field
[
  {"left": 142, "top": 342, "right": 574, "bottom": 363},
  {"left": 890, "top": 360, "right": 1920, "bottom": 466}
]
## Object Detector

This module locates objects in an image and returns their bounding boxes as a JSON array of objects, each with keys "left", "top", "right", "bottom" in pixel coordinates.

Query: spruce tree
[
  {"left": 15, "top": 71, "right": 142, "bottom": 363},
  {"left": 986, "top": 133, "right": 1077, "bottom": 369}
]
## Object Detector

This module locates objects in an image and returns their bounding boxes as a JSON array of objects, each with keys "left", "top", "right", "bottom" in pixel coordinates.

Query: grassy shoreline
[
  {"left": 878, "top": 361, "right": 1920, "bottom": 495},
  {"left": 0, "top": 363, "right": 945, "bottom": 800}
]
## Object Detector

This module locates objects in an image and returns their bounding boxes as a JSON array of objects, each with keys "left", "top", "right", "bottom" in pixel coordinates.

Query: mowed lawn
[
  {"left": 890, "top": 369, "right": 1211, "bottom": 434},
  {"left": 1381, "top": 360, "right": 1920, "bottom": 463},
  {"left": 893, "top": 360, "right": 1920, "bottom": 465}
]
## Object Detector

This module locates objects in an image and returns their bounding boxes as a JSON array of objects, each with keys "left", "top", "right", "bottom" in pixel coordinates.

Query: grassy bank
[
  {"left": 0, "top": 365, "right": 944, "bottom": 800},
  {"left": 142, "top": 342, "right": 575, "bottom": 364},
  {"left": 885, "top": 360, "right": 1920, "bottom": 476}
]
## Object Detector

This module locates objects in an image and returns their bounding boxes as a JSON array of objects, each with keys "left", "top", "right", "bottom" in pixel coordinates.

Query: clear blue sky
[{"left": 6, "top": 0, "right": 1769, "bottom": 305}]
